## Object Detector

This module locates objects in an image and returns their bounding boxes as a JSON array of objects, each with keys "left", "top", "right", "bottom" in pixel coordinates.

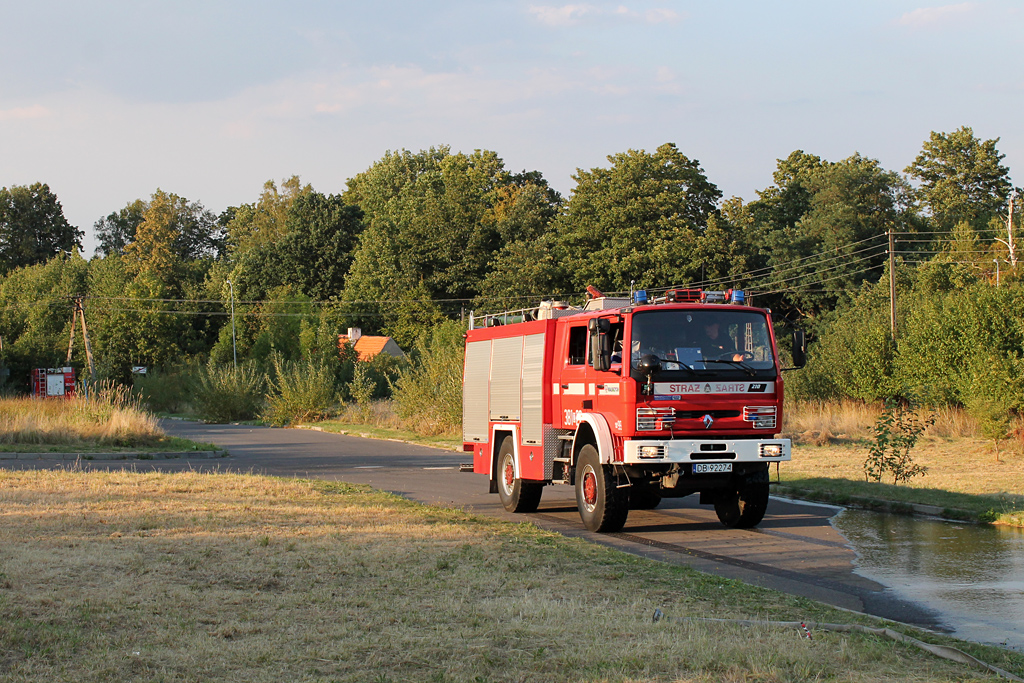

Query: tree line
[{"left": 0, "top": 127, "right": 1019, "bottom": 412}]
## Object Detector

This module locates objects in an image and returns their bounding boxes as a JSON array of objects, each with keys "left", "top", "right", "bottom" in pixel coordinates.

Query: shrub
[
  {"left": 190, "top": 362, "right": 265, "bottom": 423},
  {"left": 391, "top": 320, "right": 465, "bottom": 435},
  {"left": 262, "top": 355, "right": 339, "bottom": 426},
  {"left": 132, "top": 365, "right": 193, "bottom": 413}
]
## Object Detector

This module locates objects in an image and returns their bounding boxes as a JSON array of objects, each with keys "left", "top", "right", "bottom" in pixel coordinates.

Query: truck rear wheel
[
  {"left": 496, "top": 437, "right": 542, "bottom": 513},
  {"left": 575, "top": 444, "right": 628, "bottom": 532},
  {"left": 713, "top": 466, "right": 770, "bottom": 529}
]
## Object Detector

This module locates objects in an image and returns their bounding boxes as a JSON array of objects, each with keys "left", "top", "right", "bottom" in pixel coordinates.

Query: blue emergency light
[{"left": 634, "top": 290, "right": 648, "bottom": 304}]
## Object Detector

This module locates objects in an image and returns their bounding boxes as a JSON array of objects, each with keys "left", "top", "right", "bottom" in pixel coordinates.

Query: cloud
[
  {"left": 896, "top": 3, "right": 977, "bottom": 28},
  {"left": 528, "top": 4, "right": 599, "bottom": 26},
  {"left": 0, "top": 104, "right": 51, "bottom": 122},
  {"left": 529, "top": 4, "right": 682, "bottom": 27}
]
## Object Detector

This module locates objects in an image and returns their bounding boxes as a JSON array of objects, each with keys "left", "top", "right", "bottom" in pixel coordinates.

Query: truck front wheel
[
  {"left": 496, "top": 437, "right": 543, "bottom": 513},
  {"left": 713, "top": 466, "right": 770, "bottom": 529},
  {"left": 575, "top": 444, "right": 628, "bottom": 532}
]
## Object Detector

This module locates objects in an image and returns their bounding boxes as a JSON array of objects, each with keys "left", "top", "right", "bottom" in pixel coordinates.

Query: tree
[
  {"left": 93, "top": 200, "right": 147, "bottom": 257},
  {"left": 342, "top": 147, "right": 559, "bottom": 332},
  {"left": 226, "top": 176, "right": 311, "bottom": 257},
  {"left": 0, "top": 183, "right": 82, "bottom": 275},
  {"left": 743, "top": 152, "right": 916, "bottom": 320},
  {"left": 905, "top": 126, "right": 1012, "bottom": 230},
  {"left": 553, "top": 143, "right": 723, "bottom": 292},
  {"left": 122, "top": 190, "right": 222, "bottom": 285},
  {"left": 225, "top": 191, "right": 364, "bottom": 303}
]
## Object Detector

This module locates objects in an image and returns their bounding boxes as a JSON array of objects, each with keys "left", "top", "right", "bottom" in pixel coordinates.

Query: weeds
[{"left": 0, "top": 384, "right": 163, "bottom": 447}]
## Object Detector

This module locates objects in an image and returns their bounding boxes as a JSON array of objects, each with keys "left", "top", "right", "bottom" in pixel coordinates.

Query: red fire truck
[{"left": 462, "top": 288, "right": 805, "bottom": 533}]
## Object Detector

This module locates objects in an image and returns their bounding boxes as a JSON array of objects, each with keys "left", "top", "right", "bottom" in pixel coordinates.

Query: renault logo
[{"left": 703, "top": 414, "right": 714, "bottom": 429}]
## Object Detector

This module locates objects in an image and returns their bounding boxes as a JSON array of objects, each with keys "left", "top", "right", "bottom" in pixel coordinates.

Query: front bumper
[{"left": 622, "top": 438, "right": 791, "bottom": 464}]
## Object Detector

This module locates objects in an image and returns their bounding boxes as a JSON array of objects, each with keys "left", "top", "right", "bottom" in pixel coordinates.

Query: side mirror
[
  {"left": 791, "top": 330, "right": 807, "bottom": 369},
  {"left": 638, "top": 353, "right": 661, "bottom": 375},
  {"left": 589, "top": 318, "right": 612, "bottom": 372}
]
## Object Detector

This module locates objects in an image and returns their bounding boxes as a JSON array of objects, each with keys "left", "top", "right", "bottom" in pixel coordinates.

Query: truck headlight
[
  {"left": 759, "top": 443, "right": 784, "bottom": 458},
  {"left": 638, "top": 446, "right": 664, "bottom": 459}
]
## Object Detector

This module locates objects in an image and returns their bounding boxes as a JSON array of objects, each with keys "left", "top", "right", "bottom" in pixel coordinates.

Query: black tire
[
  {"left": 574, "top": 444, "right": 629, "bottom": 532},
  {"left": 496, "top": 437, "right": 542, "bottom": 513},
  {"left": 629, "top": 483, "right": 662, "bottom": 510},
  {"left": 713, "top": 466, "right": 770, "bottom": 529}
]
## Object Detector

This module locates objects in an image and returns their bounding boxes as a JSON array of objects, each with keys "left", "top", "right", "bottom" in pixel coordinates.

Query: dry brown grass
[
  {"left": 783, "top": 400, "right": 1024, "bottom": 446},
  {"left": 0, "top": 469, "right": 1008, "bottom": 682},
  {"left": 0, "top": 386, "right": 163, "bottom": 448},
  {"left": 784, "top": 440, "right": 1024, "bottom": 500}
]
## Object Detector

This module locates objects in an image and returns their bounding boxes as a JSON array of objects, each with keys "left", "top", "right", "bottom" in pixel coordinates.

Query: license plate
[{"left": 693, "top": 463, "right": 732, "bottom": 474}]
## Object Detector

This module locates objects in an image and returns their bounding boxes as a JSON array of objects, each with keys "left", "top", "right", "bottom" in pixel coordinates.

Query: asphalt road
[{"left": 6, "top": 420, "right": 944, "bottom": 631}]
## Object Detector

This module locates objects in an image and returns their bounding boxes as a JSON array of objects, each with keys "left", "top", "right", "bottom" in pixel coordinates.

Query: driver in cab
[{"left": 699, "top": 321, "right": 745, "bottom": 362}]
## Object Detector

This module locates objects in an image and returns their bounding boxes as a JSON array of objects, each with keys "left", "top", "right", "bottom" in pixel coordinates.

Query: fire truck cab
[{"left": 462, "top": 288, "right": 805, "bottom": 533}]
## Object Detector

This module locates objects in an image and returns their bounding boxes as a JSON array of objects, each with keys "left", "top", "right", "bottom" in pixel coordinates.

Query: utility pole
[
  {"left": 66, "top": 296, "right": 96, "bottom": 382},
  {"left": 226, "top": 280, "right": 237, "bottom": 369},
  {"left": 1010, "top": 192, "right": 1017, "bottom": 269},
  {"left": 996, "top": 191, "right": 1017, "bottom": 269},
  {"left": 888, "top": 228, "right": 897, "bottom": 340}
]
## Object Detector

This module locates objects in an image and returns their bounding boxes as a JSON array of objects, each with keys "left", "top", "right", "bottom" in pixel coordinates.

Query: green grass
[
  {"left": 0, "top": 469, "right": 1020, "bottom": 682},
  {"left": 310, "top": 419, "right": 462, "bottom": 451},
  {"left": 781, "top": 443, "right": 1024, "bottom": 526}
]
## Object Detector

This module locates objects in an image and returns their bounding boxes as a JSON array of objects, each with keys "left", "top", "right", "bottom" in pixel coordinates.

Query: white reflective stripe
[
  {"left": 552, "top": 382, "right": 560, "bottom": 395},
  {"left": 623, "top": 438, "right": 791, "bottom": 463},
  {"left": 562, "top": 383, "right": 586, "bottom": 396},
  {"left": 588, "top": 383, "right": 595, "bottom": 395},
  {"left": 653, "top": 381, "right": 776, "bottom": 395},
  {"left": 598, "top": 384, "right": 620, "bottom": 396}
]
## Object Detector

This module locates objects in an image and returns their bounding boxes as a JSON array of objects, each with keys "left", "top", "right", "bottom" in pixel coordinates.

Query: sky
[{"left": 2, "top": 1, "right": 1022, "bottom": 255}]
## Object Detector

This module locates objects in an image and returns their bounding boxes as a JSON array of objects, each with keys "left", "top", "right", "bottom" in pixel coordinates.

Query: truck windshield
[{"left": 630, "top": 310, "right": 775, "bottom": 372}]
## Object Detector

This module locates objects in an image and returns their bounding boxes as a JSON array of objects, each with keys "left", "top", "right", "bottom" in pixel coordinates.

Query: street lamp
[{"left": 226, "top": 279, "right": 237, "bottom": 369}]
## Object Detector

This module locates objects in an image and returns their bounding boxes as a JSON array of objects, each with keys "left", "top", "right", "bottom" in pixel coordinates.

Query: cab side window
[{"left": 567, "top": 326, "right": 587, "bottom": 365}]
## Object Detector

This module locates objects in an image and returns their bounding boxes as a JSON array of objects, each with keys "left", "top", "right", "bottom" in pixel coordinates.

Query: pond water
[{"left": 832, "top": 509, "right": 1024, "bottom": 649}]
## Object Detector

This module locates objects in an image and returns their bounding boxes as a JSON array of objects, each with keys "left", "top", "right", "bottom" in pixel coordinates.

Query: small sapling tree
[{"left": 864, "top": 398, "right": 934, "bottom": 484}]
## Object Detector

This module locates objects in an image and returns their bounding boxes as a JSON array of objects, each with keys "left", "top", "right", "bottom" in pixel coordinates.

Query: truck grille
[{"left": 637, "top": 407, "right": 675, "bottom": 431}]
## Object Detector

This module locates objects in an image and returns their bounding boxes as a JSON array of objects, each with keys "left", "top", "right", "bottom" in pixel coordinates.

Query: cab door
[
  {"left": 553, "top": 323, "right": 590, "bottom": 429},
  {"left": 594, "top": 319, "right": 626, "bottom": 434}
]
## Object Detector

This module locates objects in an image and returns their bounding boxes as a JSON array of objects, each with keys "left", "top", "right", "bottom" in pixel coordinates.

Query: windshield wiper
[
  {"left": 636, "top": 355, "right": 698, "bottom": 376},
  {"left": 702, "top": 358, "right": 757, "bottom": 377}
]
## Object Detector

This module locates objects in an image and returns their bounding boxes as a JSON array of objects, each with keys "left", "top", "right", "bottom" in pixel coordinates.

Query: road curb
[{"left": 0, "top": 451, "right": 228, "bottom": 461}]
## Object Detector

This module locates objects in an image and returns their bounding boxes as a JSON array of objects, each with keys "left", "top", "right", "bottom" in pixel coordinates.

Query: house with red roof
[{"left": 337, "top": 328, "right": 406, "bottom": 362}]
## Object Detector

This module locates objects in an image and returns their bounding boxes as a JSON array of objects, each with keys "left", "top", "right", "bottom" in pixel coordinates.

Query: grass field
[{"left": 1, "top": 468, "right": 1021, "bottom": 682}]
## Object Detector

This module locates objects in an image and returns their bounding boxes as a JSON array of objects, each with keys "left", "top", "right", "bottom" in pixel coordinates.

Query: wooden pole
[
  {"left": 78, "top": 298, "right": 97, "bottom": 382},
  {"left": 66, "top": 301, "right": 79, "bottom": 365}
]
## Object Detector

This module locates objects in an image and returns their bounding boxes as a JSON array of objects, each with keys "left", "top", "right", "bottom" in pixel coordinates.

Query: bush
[
  {"left": 132, "top": 365, "right": 193, "bottom": 413},
  {"left": 262, "top": 355, "right": 339, "bottom": 426},
  {"left": 391, "top": 320, "right": 465, "bottom": 435},
  {"left": 191, "top": 362, "right": 265, "bottom": 423}
]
